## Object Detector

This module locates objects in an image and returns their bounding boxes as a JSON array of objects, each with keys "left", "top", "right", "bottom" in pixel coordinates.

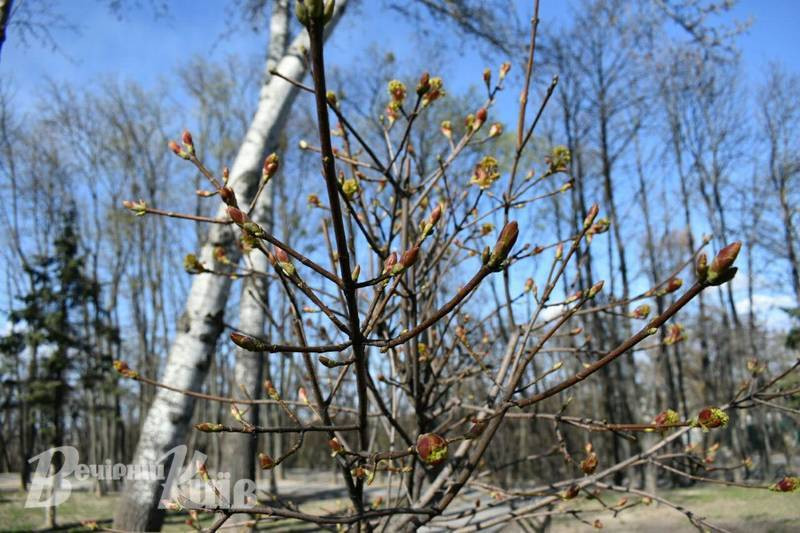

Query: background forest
[{"left": 0, "top": 0, "right": 798, "bottom": 531}]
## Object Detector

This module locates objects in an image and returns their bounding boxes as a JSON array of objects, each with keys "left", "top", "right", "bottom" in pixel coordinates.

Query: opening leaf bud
[
  {"left": 653, "top": 409, "right": 680, "bottom": 428},
  {"left": 416, "top": 433, "right": 448, "bottom": 465},
  {"left": 168, "top": 140, "right": 190, "bottom": 160},
  {"left": 707, "top": 241, "right": 741, "bottom": 284},
  {"left": 263, "top": 380, "right": 279, "bottom": 400},
  {"left": 770, "top": 476, "right": 799, "bottom": 493},
  {"left": 693, "top": 407, "right": 729, "bottom": 430},
  {"left": 181, "top": 130, "right": 195, "bottom": 156},
  {"left": 328, "top": 438, "right": 344, "bottom": 456},
  {"left": 588, "top": 280, "right": 604, "bottom": 299},
  {"left": 499, "top": 62, "right": 511, "bottom": 81},
  {"left": 383, "top": 252, "right": 398, "bottom": 275},
  {"left": 416, "top": 72, "right": 430, "bottom": 95}
]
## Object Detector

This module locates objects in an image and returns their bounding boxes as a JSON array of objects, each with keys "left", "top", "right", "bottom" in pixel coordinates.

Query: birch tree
[{"left": 112, "top": 1, "right": 349, "bottom": 529}]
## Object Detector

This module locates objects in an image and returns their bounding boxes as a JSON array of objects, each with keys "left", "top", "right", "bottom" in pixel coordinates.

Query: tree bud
[
  {"left": 231, "top": 332, "right": 268, "bottom": 352},
  {"left": 693, "top": 407, "right": 729, "bottom": 430},
  {"left": 328, "top": 438, "right": 343, "bottom": 456},
  {"left": 258, "top": 452, "right": 275, "bottom": 470},
  {"left": 123, "top": 199, "right": 147, "bottom": 216},
  {"left": 401, "top": 246, "right": 419, "bottom": 268},
  {"left": 588, "top": 280, "right": 604, "bottom": 299},
  {"left": 440, "top": 120, "right": 452, "bottom": 139},
  {"left": 274, "top": 246, "right": 290, "bottom": 263},
  {"left": 499, "top": 62, "right": 511, "bottom": 80},
  {"left": 561, "top": 484, "right": 579, "bottom": 500},
  {"left": 707, "top": 241, "right": 741, "bottom": 284},
  {"left": 243, "top": 221, "right": 266, "bottom": 238},
  {"left": 219, "top": 186, "right": 237, "bottom": 207},
  {"left": 469, "top": 155, "right": 500, "bottom": 189},
  {"left": 770, "top": 476, "right": 799, "bottom": 493},
  {"left": 583, "top": 204, "right": 599, "bottom": 229},
  {"left": 416, "top": 433, "right": 448, "bottom": 465},
  {"left": 488, "top": 221, "right": 519, "bottom": 269},
  {"left": 168, "top": 140, "right": 189, "bottom": 160},
  {"left": 263, "top": 153, "right": 279, "bottom": 181},
  {"left": 295, "top": 0, "right": 309, "bottom": 25},
  {"left": 264, "top": 380, "right": 279, "bottom": 400},
  {"left": 181, "top": 130, "right": 195, "bottom": 156},
  {"left": 580, "top": 452, "right": 598, "bottom": 474},
  {"left": 665, "top": 277, "right": 682, "bottom": 294},
  {"left": 416, "top": 72, "right": 431, "bottom": 95},
  {"left": 653, "top": 409, "right": 679, "bottom": 428},
  {"left": 227, "top": 206, "right": 247, "bottom": 225},
  {"left": 113, "top": 360, "right": 138, "bottom": 379},
  {"left": 473, "top": 107, "right": 487, "bottom": 131},
  {"left": 383, "top": 252, "right": 398, "bottom": 274},
  {"left": 195, "top": 422, "right": 224, "bottom": 433},
  {"left": 183, "top": 254, "right": 206, "bottom": 274},
  {"left": 323, "top": 0, "right": 335, "bottom": 24},
  {"left": 695, "top": 252, "right": 708, "bottom": 281}
]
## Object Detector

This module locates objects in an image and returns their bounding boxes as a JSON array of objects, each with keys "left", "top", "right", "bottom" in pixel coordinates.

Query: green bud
[
  {"left": 294, "top": 0, "right": 309, "bottom": 25},
  {"left": 243, "top": 221, "right": 266, "bottom": 238},
  {"left": 323, "top": 0, "right": 335, "bottom": 24}
]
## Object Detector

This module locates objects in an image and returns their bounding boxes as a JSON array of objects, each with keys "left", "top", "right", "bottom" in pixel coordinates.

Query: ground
[{"left": 0, "top": 472, "right": 797, "bottom": 531}]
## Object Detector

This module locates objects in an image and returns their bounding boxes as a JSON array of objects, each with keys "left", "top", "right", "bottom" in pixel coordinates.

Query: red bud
[
  {"left": 231, "top": 332, "right": 268, "bottom": 352},
  {"left": 489, "top": 221, "right": 519, "bottom": 268},
  {"left": 695, "top": 407, "right": 729, "bottom": 429},
  {"left": 401, "top": 246, "right": 419, "bottom": 268},
  {"left": 219, "top": 186, "right": 237, "bottom": 207},
  {"left": 227, "top": 206, "right": 247, "bottom": 225},
  {"left": 707, "top": 241, "right": 741, "bottom": 284},
  {"left": 580, "top": 452, "right": 598, "bottom": 474},
  {"left": 274, "top": 246, "right": 290, "bottom": 263},
  {"left": 168, "top": 140, "right": 185, "bottom": 158},
  {"left": 181, "top": 130, "right": 194, "bottom": 155},
  {"left": 416, "top": 433, "right": 448, "bottom": 465},
  {"left": 258, "top": 453, "right": 275, "bottom": 470},
  {"left": 771, "top": 476, "right": 799, "bottom": 492}
]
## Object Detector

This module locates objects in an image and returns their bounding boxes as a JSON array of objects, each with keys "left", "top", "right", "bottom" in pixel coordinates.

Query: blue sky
[
  {"left": 2, "top": 0, "right": 799, "bottom": 329},
  {"left": 3, "top": 1, "right": 799, "bottom": 112}
]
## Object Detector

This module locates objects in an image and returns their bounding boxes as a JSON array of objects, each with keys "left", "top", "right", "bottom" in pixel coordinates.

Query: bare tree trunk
[
  {"left": 0, "top": 0, "right": 12, "bottom": 60},
  {"left": 112, "top": 5, "right": 348, "bottom": 530},
  {"left": 220, "top": 9, "right": 289, "bottom": 527}
]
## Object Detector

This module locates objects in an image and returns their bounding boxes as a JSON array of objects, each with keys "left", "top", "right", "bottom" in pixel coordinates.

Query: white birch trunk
[
  {"left": 221, "top": 2, "right": 289, "bottom": 531},
  {"left": 113, "top": 3, "right": 348, "bottom": 529}
]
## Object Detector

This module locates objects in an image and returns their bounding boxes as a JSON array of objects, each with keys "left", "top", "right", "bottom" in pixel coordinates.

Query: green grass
[
  {"left": 0, "top": 484, "right": 797, "bottom": 531},
  {"left": 549, "top": 485, "right": 799, "bottom": 532}
]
